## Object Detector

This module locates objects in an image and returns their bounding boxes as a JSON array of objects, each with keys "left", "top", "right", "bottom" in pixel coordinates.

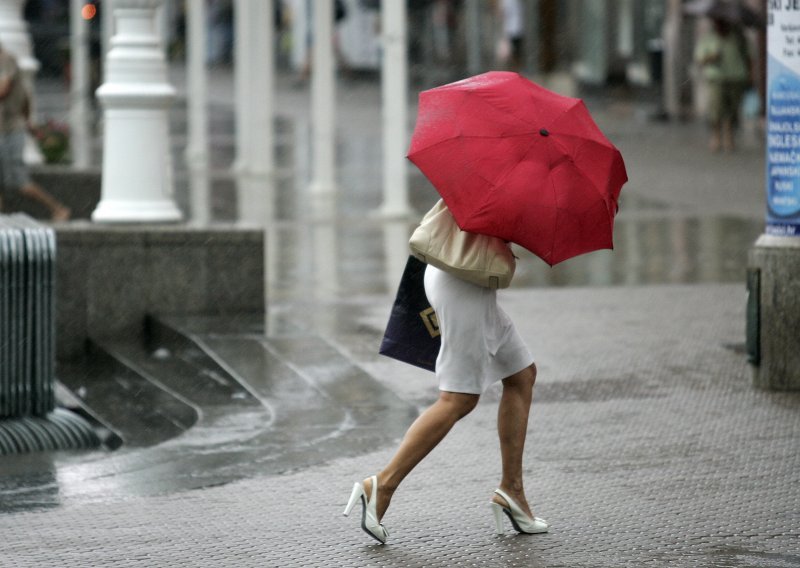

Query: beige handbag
[{"left": 409, "top": 199, "right": 516, "bottom": 289}]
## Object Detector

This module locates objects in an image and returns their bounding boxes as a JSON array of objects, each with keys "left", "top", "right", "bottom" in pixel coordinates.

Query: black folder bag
[{"left": 379, "top": 256, "right": 440, "bottom": 372}]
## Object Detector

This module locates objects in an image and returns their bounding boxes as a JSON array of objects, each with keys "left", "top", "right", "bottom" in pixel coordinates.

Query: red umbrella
[{"left": 407, "top": 71, "right": 628, "bottom": 266}]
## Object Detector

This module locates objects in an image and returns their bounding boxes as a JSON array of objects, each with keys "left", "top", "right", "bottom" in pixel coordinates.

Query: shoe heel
[
  {"left": 490, "top": 502, "right": 505, "bottom": 534},
  {"left": 343, "top": 483, "right": 362, "bottom": 517}
]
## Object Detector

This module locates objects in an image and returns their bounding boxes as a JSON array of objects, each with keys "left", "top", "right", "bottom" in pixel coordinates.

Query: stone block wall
[
  {"left": 54, "top": 223, "right": 264, "bottom": 360},
  {"left": 748, "top": 235, "right": 800, "bottom": 391}
]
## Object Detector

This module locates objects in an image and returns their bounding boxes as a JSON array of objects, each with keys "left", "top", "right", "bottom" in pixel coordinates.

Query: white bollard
[
  {"left": 92, "top": 0, "right": 182, "bottom": 223},
  {"left": 233, "top": 0, "right": 251, "bottom": 179},
  {"left": 242, "top": 0, "right": 275, "bottom": 223},
  {"left": 186, "top": 0, "right": 209, "bottom": 224},
  {"left": 376, "top": 0, "right": 412, "bottom": 218},
  {"left": 309, "top": 0, "right": 337, "bottom": 196}
]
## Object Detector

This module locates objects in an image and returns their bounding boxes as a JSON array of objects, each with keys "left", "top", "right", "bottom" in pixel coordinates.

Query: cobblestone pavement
[{"left": 2, "top": 284, "right": 798, "bottom": 567}]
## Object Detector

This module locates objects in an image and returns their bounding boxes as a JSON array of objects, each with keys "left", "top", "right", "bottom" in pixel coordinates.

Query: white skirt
[{"left": 424, "top": 265, "right": 534, "bottom": 395}]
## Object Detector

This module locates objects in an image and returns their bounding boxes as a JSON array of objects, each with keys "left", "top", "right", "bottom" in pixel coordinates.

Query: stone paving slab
[{"left": 1, "top": 284, "right": 799, "bottom": 567}]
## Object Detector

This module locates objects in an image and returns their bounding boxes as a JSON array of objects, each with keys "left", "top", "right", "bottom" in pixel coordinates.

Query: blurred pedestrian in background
[
  {"left": 694, "top": 17, "right": 752, "bottom": 153},
  {"left": 0, "top": 44, "right": 70, "bottom": 221},
  {"left": 496, "top": 0, "right": 524, "bottom": 72}
]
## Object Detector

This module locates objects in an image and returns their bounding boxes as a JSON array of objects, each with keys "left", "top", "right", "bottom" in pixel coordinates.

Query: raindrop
[{"left": 152, "top": 348, "right": 171, "bottom": 360}]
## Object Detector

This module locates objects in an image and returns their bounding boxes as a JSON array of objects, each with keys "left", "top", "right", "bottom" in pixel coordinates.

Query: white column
[
  {"left": 376, "top": 0, "right": 411, "bottom": 217},
  {"left": 0, "top": 0, "right": 42, "bottom": 164},
  {"left": 233, "top": 0, "right": 275, "bottom": 224},
  {"left": 102, "top": 0, "right": 115, "bottom": 80},
  {"left": 233, "top": 0, "right": 250, "bottom": 177},
  {"left": 574, "top": 0, "right": 609, "bottom": 85},
  {"left": 309, "top": 0, "right": 337, "bottom": 196},
  {"left": 70, "top": 0, "right": 92, "bottom": 168},
  {"left": 158, "top": 0, "right": 172, "bottom": 50},
  {"left": 663, "top": 0, "right": 691, "bottom": 120},
  {"left": 186, "top": 0, "right": 209, "bottom": 224},
  {"left": 92, "top": 0, "right": 182, "bottom": 223},
  {"left": 289, "top": 0, "right": 309, "bottom": 71},
  {"left": 242, "top": 0, "right": 275, "bottom": 223}
]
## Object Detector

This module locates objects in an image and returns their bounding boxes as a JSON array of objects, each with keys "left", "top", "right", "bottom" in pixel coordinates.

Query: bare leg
[
  {"left": 493, "top": 364, "right": 536, "bottom": 518},
  {"left": 365, "top": 391, "right": 480, "bottom": 521},
  {"left": 20, "top": 183, "right": 70, "bottom": 220}
]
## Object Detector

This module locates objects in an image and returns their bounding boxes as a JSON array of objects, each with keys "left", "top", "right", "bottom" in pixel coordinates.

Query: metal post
[
  {"left": 92, "top": 0, "right": 182, "bottom": 223},
  {"left": 376, "top": 0, "right": 411, "bottom": 217},
  {"left": 186, "top": 0, "right": 209, "bottom": 224},
  {"left": 309, "top": 0, "right": 337, "bottom": 196},
  {"left": 70, "top": 0, "right": 92, "bottom": 168}
]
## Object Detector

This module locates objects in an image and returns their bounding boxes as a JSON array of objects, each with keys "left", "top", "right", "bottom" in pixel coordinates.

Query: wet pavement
[
  {"left": 1, "top": 67, "right": 798, "bottom": 567},
  {"left": 2, "top": 283, "right": 799, "bottom": 567}
]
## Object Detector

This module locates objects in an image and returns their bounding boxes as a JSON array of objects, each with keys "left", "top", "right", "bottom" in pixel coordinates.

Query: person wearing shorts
[
  {"left": 0, "top": 44, "right": 70, "bottom": 221},
  {"left": 694, "top": 18, "right": 752, "bottom": 153}
]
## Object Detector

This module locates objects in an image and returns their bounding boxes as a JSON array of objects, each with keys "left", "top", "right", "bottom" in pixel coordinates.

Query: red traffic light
[{"left": 81, "top": 3, "right": 97, "bottom": 20}]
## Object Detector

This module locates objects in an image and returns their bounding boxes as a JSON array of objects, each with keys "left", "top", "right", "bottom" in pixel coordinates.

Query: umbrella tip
[{"left": 539, "top": 128, "right": 550, "bottom": 137}]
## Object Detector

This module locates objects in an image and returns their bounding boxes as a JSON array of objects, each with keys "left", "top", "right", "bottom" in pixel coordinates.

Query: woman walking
[
  {"left": 694, "top": 16, "right": 752, "bottom": 152},
  {"left": 342, "top": 70, "right": 627, "bottom": 545},
  {"left": 343, "top": 263, "right": 547, "bottom": 543}
]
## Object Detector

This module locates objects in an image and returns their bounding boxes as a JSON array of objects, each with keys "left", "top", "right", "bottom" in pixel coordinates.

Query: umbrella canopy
[
  {"left": 683, "top": 0, "right": 764, "bottom": 28},
  {"left": 407, "top": 71, "right": 628, "bottom": 266}
]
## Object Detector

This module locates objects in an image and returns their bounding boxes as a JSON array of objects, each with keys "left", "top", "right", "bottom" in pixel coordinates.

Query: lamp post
[{"left": 92, "top": 0, "right": 182, "bottom": 223}]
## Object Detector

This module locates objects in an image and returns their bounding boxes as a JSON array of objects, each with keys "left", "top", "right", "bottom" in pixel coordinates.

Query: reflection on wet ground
[
  {"left": 1, "top": 314, "right": 416, "bottom": 512},
  {"left": 1, "top": 73, "right": 766, "bottom": 510},
  {"left": 170, "top": 74, "right": 765, "bottom": 302},
  {"left": 260, "top": 211, "right": 763, "bottom": 304}
]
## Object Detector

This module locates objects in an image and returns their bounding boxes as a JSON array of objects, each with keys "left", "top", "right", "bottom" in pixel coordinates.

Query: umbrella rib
[
  {"left": 547, "top": 168, "right": 559, "bottom": 264},
  {"left": 409, "top": 133, "right": 539, "bottom": 156},
  {"left": 550, "top": 134, "right": 617, "bottom": 210},
  {"left": 473, "top": 85, "right": 541, "bottom": 129},
  {"left": 527, "top": 88, "right": 580, "bottom": 131}
]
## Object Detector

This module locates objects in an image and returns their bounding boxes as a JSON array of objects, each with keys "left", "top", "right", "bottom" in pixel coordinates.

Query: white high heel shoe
[
  {"left": 490, "top": 488, "right": 549, "bottom": 535},
  {"left": 343, "top": 475, "right": 389, "bottom": 544}
]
